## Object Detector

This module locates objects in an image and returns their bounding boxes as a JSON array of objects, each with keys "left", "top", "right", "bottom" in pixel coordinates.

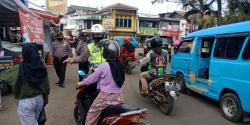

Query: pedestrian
[
  {"left": 52, "top": 32, "right": 73, "bottom": 88},
  {"left": 0, "top": 43, "right": 50, "bottom": 125},
  {"left": 50, "top": 28, "right": 59, "bottom": 43},
  {"left": 64, "top": 32, "right": 90, "bottom": 81},
  {"left": 68, "top": 34, "right": 77, "bottom": 57}
]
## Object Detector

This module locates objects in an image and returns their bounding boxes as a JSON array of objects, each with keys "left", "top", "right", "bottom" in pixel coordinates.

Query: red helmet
[{"left": 124, "top": 37, "right": 130, "bottom": 44}]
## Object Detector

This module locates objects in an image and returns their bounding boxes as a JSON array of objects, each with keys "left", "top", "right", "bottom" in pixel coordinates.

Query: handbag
[{"left": 38, "top": 107, "right": 47, "bottom": 125}]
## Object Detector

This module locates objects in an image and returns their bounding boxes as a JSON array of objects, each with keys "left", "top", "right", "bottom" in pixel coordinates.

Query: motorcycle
[
  {"left": 139, "top": 66, "right": 180, "bottom": 115},
  {"left": 74, "top": 65, "right": 149, "bottom": 125}
]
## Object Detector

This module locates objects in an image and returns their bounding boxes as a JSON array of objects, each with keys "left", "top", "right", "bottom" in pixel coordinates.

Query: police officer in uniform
[
  {"left": 52, "top": 32, "right": 73, "bottom": 88},
  {"left": 88, "top": 24, "right": 106, "bottom": 65}
]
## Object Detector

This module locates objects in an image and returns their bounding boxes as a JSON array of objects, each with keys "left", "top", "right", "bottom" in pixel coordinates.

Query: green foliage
[{"left": 221, "top": 0, "right": 250, "bottom": 25}]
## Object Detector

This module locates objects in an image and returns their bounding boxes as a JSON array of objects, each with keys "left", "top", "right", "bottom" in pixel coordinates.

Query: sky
[{"left": 29, "top": 0, "right": 183, "bottom": 15}]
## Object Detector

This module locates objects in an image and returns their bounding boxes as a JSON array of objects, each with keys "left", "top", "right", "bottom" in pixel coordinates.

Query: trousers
[
  {"left": 53, "top": 56, "right": 68, "bottom": 85},
  {"left": 17, "top": 95, "right": 44, "bottom": 125}
]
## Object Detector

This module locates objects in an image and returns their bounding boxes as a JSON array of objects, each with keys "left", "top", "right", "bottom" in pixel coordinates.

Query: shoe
[
  {"left": 55, "top": 82, "right": 60, "bottom": 84},
  {"left": 59, "top": 84, "right": 65, "bottom": 88}
]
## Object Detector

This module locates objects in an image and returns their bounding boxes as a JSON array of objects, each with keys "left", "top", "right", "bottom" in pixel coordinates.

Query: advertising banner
[{"left": 19, "top": 9, "right": 45, "bottom": 43}]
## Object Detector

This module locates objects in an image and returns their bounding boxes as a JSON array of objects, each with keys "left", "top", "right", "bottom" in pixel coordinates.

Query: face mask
[{"left": 58, "top": 38, "right": 63, "bottom": 41}]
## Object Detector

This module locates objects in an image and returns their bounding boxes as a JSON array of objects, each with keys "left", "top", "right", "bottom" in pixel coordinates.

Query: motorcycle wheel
[
  {"left": 74, "top": 105, "right": 85, "bottom": 125},
  {"left": 159, "top": 94, "right": 174, "bottom": 115}
]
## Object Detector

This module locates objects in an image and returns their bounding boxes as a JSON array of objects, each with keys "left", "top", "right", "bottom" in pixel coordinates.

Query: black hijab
[
  {"left": 107, "top": 59, "right": 125, "bottom": 88},
  {"left": 18, "top": 43, "right": 47, "bottom": 87}
]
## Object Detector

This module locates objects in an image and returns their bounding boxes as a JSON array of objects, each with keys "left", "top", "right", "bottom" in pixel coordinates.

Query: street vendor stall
[{"left": 0, "top": 0, "right": 60, "bottom": 97}]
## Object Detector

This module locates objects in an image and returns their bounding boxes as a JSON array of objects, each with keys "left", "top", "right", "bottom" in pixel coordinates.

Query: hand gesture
[{"left": 63, "top": 58, "right": 74, "bottom": 64}]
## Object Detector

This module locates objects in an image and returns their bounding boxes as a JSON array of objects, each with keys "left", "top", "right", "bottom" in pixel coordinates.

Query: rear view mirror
[{"left": 78, "top": 70, "right": 86, "bottom": 76}]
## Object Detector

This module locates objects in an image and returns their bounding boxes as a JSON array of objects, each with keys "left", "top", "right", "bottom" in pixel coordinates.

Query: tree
[
  {"left": 222, "top": 0, "right": 250, "bottom": 24},
  {"left": 152, "top": 0, "right": 217, "bottom": 29}
]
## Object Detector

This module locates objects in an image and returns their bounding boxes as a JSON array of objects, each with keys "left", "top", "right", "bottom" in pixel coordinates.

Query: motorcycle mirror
[{"left": 78, "top": 70, "right": 86, "bottom": 76}]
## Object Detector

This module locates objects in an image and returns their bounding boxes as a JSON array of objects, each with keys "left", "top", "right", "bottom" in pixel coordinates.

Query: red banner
[
  {"left": 162, "top": 30, "right": 179, "bottom": 37},
  {"left": 19, "top": 9, "right": 45, "bottom": 43}
]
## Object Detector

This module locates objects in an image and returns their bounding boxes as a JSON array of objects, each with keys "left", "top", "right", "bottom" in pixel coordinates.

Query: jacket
[{"left": 0, "top": 65, "right": 50, "bottom": 104}]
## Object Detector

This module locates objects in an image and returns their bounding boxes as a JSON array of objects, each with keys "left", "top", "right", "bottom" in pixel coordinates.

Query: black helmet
[
  {"left": 150, "top": 36, "right": 162, "bottom": 49},
  {"left": 100, "top": 39, "right": 121, "bottom": 60}
]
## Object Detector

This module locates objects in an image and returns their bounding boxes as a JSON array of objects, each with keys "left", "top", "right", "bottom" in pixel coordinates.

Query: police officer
[
  {"left": 52, "top": 32, "right": 73, "bottom": 88},
  {"left": 88, "top": 24, "right": 106, "bottom": 65},
  {"left": 64, "top": 31, "right": 90, "bottom": 81}
]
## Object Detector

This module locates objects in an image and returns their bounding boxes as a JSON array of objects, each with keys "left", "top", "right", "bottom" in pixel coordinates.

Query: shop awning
[
  {"left": 30, "top": 8, "right": 60, "bottom": 25},
  {"left": 0, "top": 0, "right": 60, "bottom": 27},
  {"left": 0, "top": 0, "right": 31, "bottom": 26}
]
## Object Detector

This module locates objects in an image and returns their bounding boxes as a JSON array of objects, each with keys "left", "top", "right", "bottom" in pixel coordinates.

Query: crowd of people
[{"left": 0, "top": 24, "right": 169, "bottom": 125}]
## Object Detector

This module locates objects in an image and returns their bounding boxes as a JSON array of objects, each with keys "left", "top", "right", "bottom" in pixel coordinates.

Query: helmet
[
  {"left": 150, "top": 36, "right": 162, "bottom": 49},
  {"left": 101, "top": 39, "right": 121, "bottom": 60},
  {"left": 124, "top": 37, "right": 130, "bottom": 44},
  {"left": 91, "top": 24, "right": 105, "bottom": 43}
]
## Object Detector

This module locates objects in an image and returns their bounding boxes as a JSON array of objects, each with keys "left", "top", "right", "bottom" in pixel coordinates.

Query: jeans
[{"left": 17, "top": 95, "right": 44, "bottom": 125}]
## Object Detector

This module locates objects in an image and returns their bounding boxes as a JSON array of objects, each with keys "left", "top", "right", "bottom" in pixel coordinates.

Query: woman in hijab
[
  {"left": 76, "top": 40, "right": 125, "bottom": 125},
  {"left": 0, "top": 43, "right": 50, "bottom": 125}
]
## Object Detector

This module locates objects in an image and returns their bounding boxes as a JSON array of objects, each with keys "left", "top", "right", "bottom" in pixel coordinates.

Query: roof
[
  {"left": 160, "top": 18, "right": 180, "bottom": 22},
  {"left": 186, "top": 21, "right": 250, "bottom": 37},
  {"left": 67, "top": 5, "right": 98, "bottom": 14},
  {"left": 139, "top": 17, "right": 160, "bottom": 21},
  {"left": 99, "top": 3, "right": 138, "bottom": 13},
  {"left": 174, "top": 11, "right": 186, "bottom": 17}
]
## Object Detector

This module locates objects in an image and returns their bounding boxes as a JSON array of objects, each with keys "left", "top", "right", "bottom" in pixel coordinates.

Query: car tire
[
  {"left": 175, "top": 74, "right": 186, "bottom": 93},
  {"left": 220, "top": 93, "right": 243, "bottom": 122}
]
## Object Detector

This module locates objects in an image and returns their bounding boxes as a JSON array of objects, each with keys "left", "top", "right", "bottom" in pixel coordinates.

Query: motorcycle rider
[
  {"left": 139, "top": 36, "right": 169, "bottom": 96},
  {"left": 76, "top": 40, "right": 125, "bottom": 125},
  {"left": 119, "top": 37, "right": 136, "bottom": 64}
]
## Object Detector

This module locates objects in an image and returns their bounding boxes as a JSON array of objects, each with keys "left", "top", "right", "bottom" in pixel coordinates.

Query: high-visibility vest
[{"left": 87, "top": 43, "right": 106, "bottom": 64}]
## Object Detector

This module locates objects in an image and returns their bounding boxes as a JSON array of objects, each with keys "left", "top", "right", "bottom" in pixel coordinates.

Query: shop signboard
[
  {"left": 46, "top": 0, "right": 67, "bottom": 14},
  {"left": 19, "top": 9, "right": 45, "bottom": 43},
  {"left": 139, "top": 27, "right": 159, "bottom": 36},
  {"left": 102, "top": 18, "right": 115, "bottom": 31},
  {"left": 161, "top": 29, "right": 179, "bottom": 37}
]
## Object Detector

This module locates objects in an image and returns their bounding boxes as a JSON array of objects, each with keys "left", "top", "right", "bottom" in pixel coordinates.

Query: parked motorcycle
[
  {"left": 74, "top": 65, "right": 149, "bottom": 125},
  {"left": 139, "top": 66, "right": 180, "bottom": 115}
]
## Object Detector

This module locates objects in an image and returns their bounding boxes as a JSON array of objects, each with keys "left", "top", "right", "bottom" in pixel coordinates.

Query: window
[
  {"left": 124, "top": 19, "right": 127, "bottom": 27},
  {"left": 116, "top": 18, "right": 119, "bottom": 27},
  {"left": 243, "top": 41, "right": 250, "bottom": 60},
  {"left": 128, "top": 19, "right": 132, "bottom": 27},
  {"left": 177, "top": 40, "right": 193, "bottom": 53},
  {"left": 200, "top": 38, "right": 214, "bottom": 58},
  {"left": 116, "top": 18, "right": 132, "bottom": 28},
  {"left": 214, "top": 36, "right": 246, "bottom": 60}
]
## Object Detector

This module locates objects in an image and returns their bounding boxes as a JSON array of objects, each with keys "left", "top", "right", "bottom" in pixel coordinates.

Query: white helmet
[{"left": 91, "top": 24, "right": 105, "bottom": 33}]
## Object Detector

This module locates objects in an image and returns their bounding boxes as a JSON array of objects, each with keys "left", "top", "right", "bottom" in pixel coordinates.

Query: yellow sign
[
  {"left": 46, "top": 0, "right": 67, "bottom": 14},
  {"left": 102, "top": 18, "right": 114, "bottom": 31}
]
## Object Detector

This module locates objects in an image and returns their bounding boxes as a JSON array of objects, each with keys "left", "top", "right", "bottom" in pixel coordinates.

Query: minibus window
[
  {"left": 214, "top": 36, "right": 245, "bottom": 60},
  {"left": 201, "top": 38, "right": 214, "bottom": 58},
  {"left": 177, "top": 40, "right": 193, "bottom": 53},
  {"left": 243, "top": 41, "right": 250, "bottom": 60}
]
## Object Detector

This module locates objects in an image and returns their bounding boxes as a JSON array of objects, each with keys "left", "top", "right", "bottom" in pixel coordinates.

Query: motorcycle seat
[{"left": 101, "top": 103, "right": 140, "bottom": 117}]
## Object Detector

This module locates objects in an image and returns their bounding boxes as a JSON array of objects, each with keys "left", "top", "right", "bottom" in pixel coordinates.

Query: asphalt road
[{"left": 0, "top": 49, "right": 249, "bottom": 125}]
